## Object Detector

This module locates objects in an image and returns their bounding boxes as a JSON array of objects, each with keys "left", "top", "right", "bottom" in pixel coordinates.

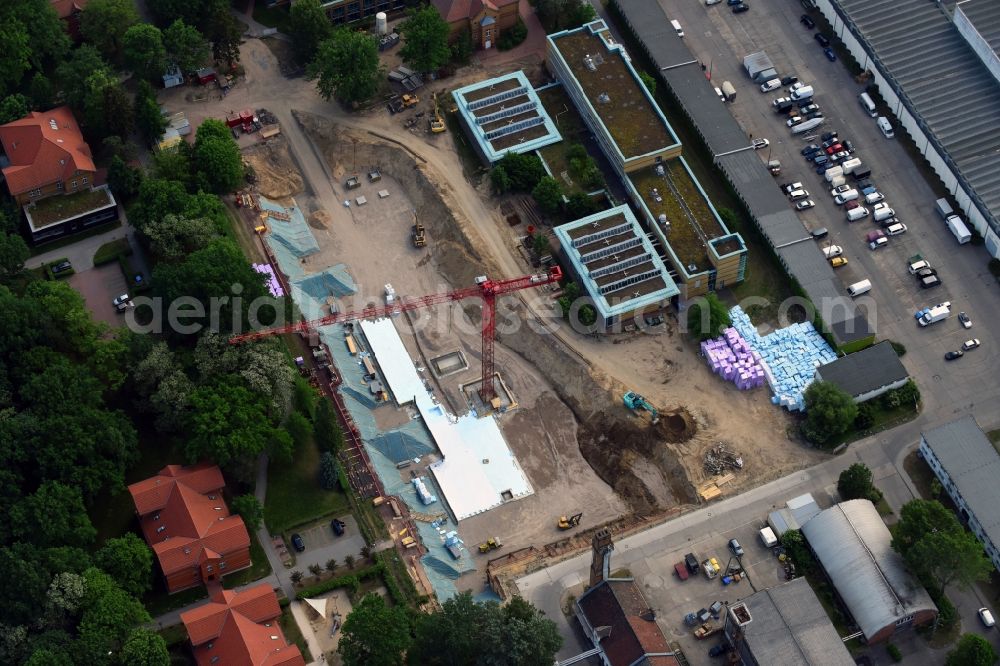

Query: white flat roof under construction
[
  {"left": 358, "top": 318, "right": 429, "bottom": 405},
  {"left": 359, "top": 317, "right": 533, "bottom": 520}
]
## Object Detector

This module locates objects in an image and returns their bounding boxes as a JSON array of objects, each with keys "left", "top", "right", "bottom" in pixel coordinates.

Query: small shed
[
  {"left": 162, "top": 64, "right": 183, "bottom": 89},
  {"left": 195, "top": 67, "right": 217, "bottom": 85}
]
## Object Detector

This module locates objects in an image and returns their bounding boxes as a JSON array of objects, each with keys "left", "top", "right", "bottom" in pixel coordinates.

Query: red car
[{"left": 825, "top": 143, "right": 843, "bottom": 155}]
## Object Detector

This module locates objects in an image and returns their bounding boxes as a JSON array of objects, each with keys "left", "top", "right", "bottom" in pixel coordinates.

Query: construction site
[{"left": 215, "top": 32, "right": 829, "bottom": 608}]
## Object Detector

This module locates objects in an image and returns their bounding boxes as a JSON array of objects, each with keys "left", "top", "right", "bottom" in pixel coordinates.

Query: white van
[
  {"left": 848, "top": 279, "right": 872, "bottom": 297},
  {"left": 846, "top": 206, "right": 869, "bottom": 221},
  {"left": 873, "top": 204, "right": 895, "bottom": 222},
  {"left": 858, "top": 92, "right": 877, "bottom": 118},
  {"left": 671, "top": 20, "right": 684, "bottom": 37},
  {"left": 877, "top": 116, "right": 894, "bottom": 139},
  {"left": 886, "top": 223, "right": 907, "bottom": 236},
  {"left": 790, "top": 86, "right": 814, "bottom": 101},
  {"left": 822, "top": 245, "right": 843, "bottom": 259}
]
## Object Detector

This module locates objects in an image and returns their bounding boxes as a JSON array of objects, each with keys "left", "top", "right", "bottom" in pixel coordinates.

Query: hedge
[
  {"left": 294, "top": 563, "right": 385, "bottom": 600},
  {"left": 93, "top": 238, "right": 132, "bottom": 266},
  {"left": 44, "top": 257, "right": 75, "bottom": 280},
  {"left": 118, "top": 254, "right": 151, "bottom": 293}
]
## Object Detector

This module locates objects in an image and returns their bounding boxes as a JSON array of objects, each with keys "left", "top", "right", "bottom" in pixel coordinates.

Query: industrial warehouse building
[
  {"left": 608, "top": 0, "right": 871, "bottom": 350},
  {"left": 811, "top": 0, "right": 1000, "bottom": 257},
  {"left": 813, "top": 341, "right": 909, "bottom": 403},
  {"left": 553, "top": 205, "right": 679, "bottom": 329},
  {"left": 722, "top": 577, "right": 854, "bottom": 666},
  {"left": 801, "top": 500, "right": 937, "bottom": 643},
  {"left": 919, "top": 415, "right": 1000, "bottom": 572},
  {"left": 547, "top": 20, "right": 747, "bottom": 300}
]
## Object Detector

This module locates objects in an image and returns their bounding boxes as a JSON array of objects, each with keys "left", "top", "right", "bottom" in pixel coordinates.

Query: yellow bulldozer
[{"left": 557, "top": 513, "right": 583, "bottom": 530}]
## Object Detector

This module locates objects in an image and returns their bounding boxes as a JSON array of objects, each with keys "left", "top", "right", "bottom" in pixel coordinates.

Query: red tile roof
[
  {"left": 129, "top": 463, "right": 226, "bottom": 515},
  {"left": 128, "top": 464, "right": 249, "bottom": 577},
  {"left": 49, "top": 0, "right": 88, "bottom": 20},
  {"left": 577, "top": 580, "right": 678, "bottom": 666},
  {"left": 181, "top": 585, "right": 305, "bottom": 666},
  {"left": 432, "top": 0, "right": 516, "bottom": 22},
  {"left": 0, "top": 107, "right": 95, "bottom": 196}
]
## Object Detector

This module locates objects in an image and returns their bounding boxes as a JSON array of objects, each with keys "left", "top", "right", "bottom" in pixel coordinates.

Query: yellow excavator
[
  {"left": 430, "top": 92, "right": 446, "bottom": 133},
  {"left": 558, "top": 513, "right": 583, "bottom": 530}
]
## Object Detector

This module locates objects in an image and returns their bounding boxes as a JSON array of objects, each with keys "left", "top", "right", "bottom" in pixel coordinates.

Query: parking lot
[
  {"left": 67, "top": 263, "right": 128, "bottom": 328},
  {"left": 286, "top": 514, "right": 367, "bottom": 572},
  {"left": 660, "top": 0, "right": 1000, "bottom": 418}
]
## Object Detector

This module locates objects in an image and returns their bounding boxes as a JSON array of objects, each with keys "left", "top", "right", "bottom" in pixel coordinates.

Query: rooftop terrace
[
  {"left": 452, "top": 71, "right": 563, "bottom": 163},
  {"left": 25, "top": 187, "right": 114, "bottom": 229},
  {"left": 550, "top": 24, "right": 677, "bottom": 159},
  {"left": 629, "top": 159, "right": 725, "bottom": 274}
]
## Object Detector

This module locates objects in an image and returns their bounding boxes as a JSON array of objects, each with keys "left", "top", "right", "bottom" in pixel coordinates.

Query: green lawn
[
  {"left": 823, "top": 400, "right": 920, "bottom": 451},
  {"left": 279, "top": 606, "right": 313, "bottom": 662},
  {"left": 264, "top": 439, "right": 351, "bottom": 534}
]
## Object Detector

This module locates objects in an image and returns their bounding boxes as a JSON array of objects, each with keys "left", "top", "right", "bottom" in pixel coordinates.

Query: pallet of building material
[
  {"left": 698, "top": 483, "right": 722, "bottom": 502},
  {"left": 714, "top": 473, "right": 735, "bottom": 486},
  {"left": 266, "top": 209, "right": 291, "bottom": 221}
]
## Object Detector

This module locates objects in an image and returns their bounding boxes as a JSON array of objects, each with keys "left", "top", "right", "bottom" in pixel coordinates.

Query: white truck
[
  {"left": 945, "top": 215, "right": 971, "bottom": 244},
  {"left": 840, "top": 158, "right": 862, "bottom": 175},
  {"left": 919, "top": 303, "right": 951, "bottom": 326},
  {"left": 759, "top": 526, "right": 778, "bottom": 548},
  {"left": 824, "top": 166, "right": 843, "bottom": 183}
]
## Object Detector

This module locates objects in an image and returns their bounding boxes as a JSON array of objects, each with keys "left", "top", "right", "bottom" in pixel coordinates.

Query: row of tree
[{"left": 339, "top": 591, "right": 562, "bottom": 666}]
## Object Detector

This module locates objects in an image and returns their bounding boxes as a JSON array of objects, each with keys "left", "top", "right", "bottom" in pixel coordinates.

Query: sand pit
[{"left": 242, "top": 135, "right": 304, "bottom": 200}]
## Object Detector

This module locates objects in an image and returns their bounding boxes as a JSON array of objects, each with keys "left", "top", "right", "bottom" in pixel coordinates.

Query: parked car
[
  {"left": 726, "top": 0, "right": 741, "bottom": 5},
  {"left": 829, "top": 151, "right": 850, "bottom": 163},
  {"left": 979, "top": 608, "right": 995, "bottom": 628},
  {"left": 709, "top": 643, "right": 733, "bottom": 657},
  {"left": 796, "top": 199, "right": 816, "bottom": 210},
  {"left": 685, "top": 552, "right": 700, "bottom": 573},
  {"left": 865, "top": 191, "right": 885, "bottom": 204},
  {"left": 920, "top": 274, "right": 942, "bottom": 289},
  {"left": 824, "top": 47, "right": 837, "bottom": 61},
  {"left": 843, "top": 139, "right": 856, "bottom": 153},
  {"left": 958, "top": 311, "right": 972, "bottom": 329},
  {"left": 760, "top": 78, "right": 781, "bottom": 93},
  {"left": 811, "top": 226, "right": 828, "bottom": 238},
  {"left": 831, "top": 184, "right": 852, "bottom": 196},
  {"left": 798, "top": 103, "right": 820, "bottom": 116},
  {"left": 331, "top": 518, "right": 346, "bottom": 536},
  {"left": 815, "top": 33, "right": 830, "bottom": 47},
  {"left": 788, "top": 189, "right": 809, "bottom": 201},
  {"left": 820, "top": 131, "right": 838, "bottom": 142},
  {"left": 781, "top": 75, "right": 799, "bottom": 86},
  {"left": 728, "top": 539, "right": 745, "bottom": 557},
  {"left": 886, "top": 223, "right": 907, "bottom": 236},
  {"left": 800, "top": 14, "right": 815, "bottom": 29},
  {"left": 963, "top": 339, "right": 982, "bottom": 351},
  {"left": 869, "top": 236, "right": 889, "bottom": 250},
  {"left": 781, "top": 182, "right": 804, "bottom": 194},
  {"left": 51, "top": 260, "right": 72, "bottom": 274},
  {"left": 801, "top": 143, "right": 821, "bottom": 156},
  {"left": 844, "top": 200, "right": 860, "bottom": 211},
  {"left": 775, "top": 97, "right": 793, "bottom": 109},
  {"left": 752, "top": 138, "right": 769, "bottom": 150},
  {"left": 705, "top": 0, "right": 722, "bottom": 4},
  {"left": 825, "top": 143, "right": 844, "bottom": 155},
  {"left": 945, "top": 350, "right": 964, "bottom": 361},
  {"left": 291, "top": 533, "right": 305, "bottom": 552},
  {"left": 830, "top": 256, "right": 848, "bottom": 268},
  {"left": 822, "top": 245, "right": 843, "bottom": 258},
  {"left": 786, "top": 115, "right": 804, "bottom": 127},
  {"left": 112, "top": 293, "right": 131, "bottom": 306},
  {"left": 821, "top": 138, "right": 840, "bottom": 150},
  {"left": 732, "top": 3, "right": 749, "bottom": 13}
]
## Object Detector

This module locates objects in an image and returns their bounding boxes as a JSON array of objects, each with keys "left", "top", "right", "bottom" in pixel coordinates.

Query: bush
[
  {"left": 45, "top": 258, "right": 75, "bottom": 280},
  {"left": 497, "top": 19, "right": 528, "bottom": 51},
  {"left": 887, "top": 643, "right": 902, "bottom": 662},
  {"left": 853, "top": 402, "right": 875, "bottom": 429},
  {"left": 118, "top": 254, "right": 150, "bottom": 293},
  {"left": 294, "top": 563, "right": 384, "bottom": 599},
  {"left": 93, "top": 238, "right": 133, "bottom": 266},
  {"left": 889, "top": 340, "right": 906, "bottom": 357}
]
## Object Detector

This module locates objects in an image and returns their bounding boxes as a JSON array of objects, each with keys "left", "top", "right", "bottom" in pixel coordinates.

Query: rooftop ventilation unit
[
  {"left": 597, "top": 92, "right": 611, "bottom": 104},
  {"left": 583, "top": 54, "right": 597, "bottom": 71},
  {"left": 49, "top": 119, "right": 58, "bottom": 130},
  {"left": 730, "top": 602, "right": 752, "bottom": 627}
]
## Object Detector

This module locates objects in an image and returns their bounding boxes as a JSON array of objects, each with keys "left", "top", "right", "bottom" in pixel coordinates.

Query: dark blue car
[{"left": 824, "top": 47, "right": 837, "bottom": 61}]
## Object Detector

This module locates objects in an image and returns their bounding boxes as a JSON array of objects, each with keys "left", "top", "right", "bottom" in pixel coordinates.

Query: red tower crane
[{"left": 229, "top": 266, "right": 563, "bottom": 402}]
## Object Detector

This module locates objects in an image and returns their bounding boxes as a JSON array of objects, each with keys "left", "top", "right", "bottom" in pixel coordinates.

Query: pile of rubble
[{"left": 703, "top": 442, "right": 744, "bottom": 475}]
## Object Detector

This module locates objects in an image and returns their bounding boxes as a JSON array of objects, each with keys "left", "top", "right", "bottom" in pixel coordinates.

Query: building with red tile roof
[
  {"left": 432, "top": 0, "right": 519, "bottom": 50},
  {"left": 128, "top": 464, "right": 251, "bottom": 594},
  {"left": 0, "top": 107, "right": 96, "bottom": 205},
  {"left": 49, "top": 0, "right": 89, "bottom": 40},
  {"left": 576, "top": 578, "right": 680, "bottom": 666},
  {"left": 181, "top": 585, "right": 305, "bottom": 666}
]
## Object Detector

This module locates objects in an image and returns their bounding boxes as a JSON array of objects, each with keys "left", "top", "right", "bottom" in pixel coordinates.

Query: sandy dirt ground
[
  {"left": 164, "top": 35, "right": 832, "bottom": 590},
  {"left": 242, "top": 136, "right": 304, "bottom": 201}
]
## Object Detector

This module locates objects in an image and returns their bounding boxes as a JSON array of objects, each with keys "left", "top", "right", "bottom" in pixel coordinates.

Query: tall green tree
[
  {"left": 231, "top": 494, "right": 264, "bottom": 532},
  {"left": 108, "top": 156, "right": 144, "bottom": 199},
  {"left": 56, "top": 45, "right": 110, "bottom": 112},
  {"left": 163, "top": 19, "right": 209, "bottom": 72},
  {"left": 339, "top": 593, "right": 412, "bottom": 666},
  {"left": 135, "top": 81, "right": 167, "bottom": 145},
  {"left": 946, "top": 633, "right": 997, "bottom": 666},
  {"left": 77, "top": 567, "right": 152, "bottom": 664},
  {"left": 408, "top": 592, "right": 562, "bottom": 666},
  {"left": 0, "top": 1, "right": 70, "bottom": 96},
  {"left": 120, "top": 629, "right": 170, "bottom": 666},
  {"left": 532, "top": 176, "right": 563, "bottom": 215},
  {"left": 0, "top": 231, "right": 29, "bottom": 281},
  {"left": 80, "top": 0, "right": 139, "bottom": 61},
  {"left": 802, "top": 381, "right": 858, "bottom": 445},
  {"left": 837, "top": 463, "right": 881, "bottom": 503},
  {"left": 908, "top": 529, "right": 993, "bottom": 595},
  {"left": 399, "top": 7, "right": 451, "bottom": 73},
  {"left": 289, "top": 0, "right": 332, "bottom": 64},
  {"left": 29, "top": 73, "right": 54, "bottom": 109},
  {"left": 0, "top": 18, "right": 31, "bottom": 96},
  {"left": 184, "top": 378, "right": 279, "bottom": 468},
  {"left": 123, "top": 24, "right": 167, "bottom": 82},
  {"left": 208, "top": 9, "right": 243, "bottom": 67},
  {"left": 94, "top": 534, "right": 153, "bottom": 598},
  {"left": 11, "top": 482, "right": 96, "bottom": 548},
  {"left": 314, "top": 399, "right": 345, "bottom": 453},
  {"left": 143, "top": 213, "right": 219, "bottom": 262},
  {"left": 149, "top": 0, "right": 228, "bottom": 26},
  {"left": 193, "top": 119, "right": 244, "bottom": 193},
  {"left": 0, "top": 94, "right": 29, "bottom": 124},
  {"left": 308, "top": 30, "right": 381, "bottom": 104},
  {"left": 686, "top": 292, "right": 731, "bottom": 341},
  {"left": 892, "top": 499, "right": 962, "bottom": 556}
]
